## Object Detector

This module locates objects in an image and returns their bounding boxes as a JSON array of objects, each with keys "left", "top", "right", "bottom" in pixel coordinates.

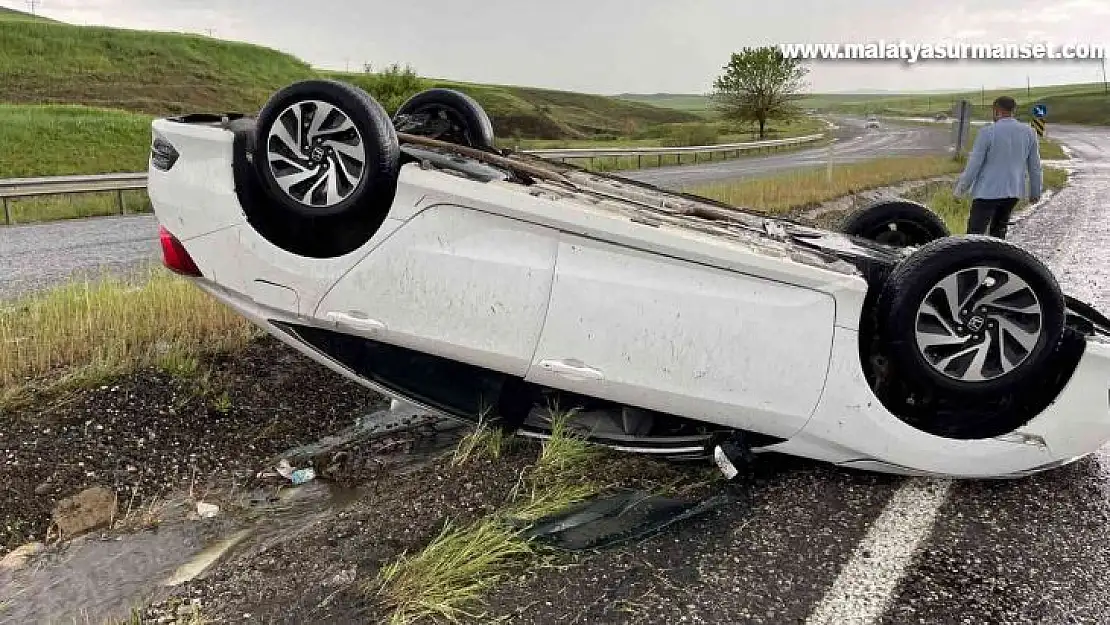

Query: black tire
[
  {"left": 877, "top": 235, "right": 1066, "bottom": 399},
  {"left": 393, "top": 88, "right": 496, "bottom": 151},
  {"left": 840, "top": 199, "right": 950, "bottom": 248},
  {"left": 252, "top": 79, "right": 400, "bottom": 220}
]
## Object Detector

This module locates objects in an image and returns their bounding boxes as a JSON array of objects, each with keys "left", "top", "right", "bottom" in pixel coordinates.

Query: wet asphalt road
[
  {"left": 624, "top": 116, "right": 954, "bottom": 189},
  {"left": 0, "top": 116, "right": 950, "bottom": 301},
  {"left": 0, "top": 214, "right": 160, "bottom": 300}
]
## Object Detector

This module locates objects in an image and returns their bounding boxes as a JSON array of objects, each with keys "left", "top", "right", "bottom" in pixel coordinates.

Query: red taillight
[{"left": 159, "top": 226, "right": 202, "bottom": 277}]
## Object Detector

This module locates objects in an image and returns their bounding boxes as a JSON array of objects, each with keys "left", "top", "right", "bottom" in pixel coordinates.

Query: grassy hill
[
  {"left": 0, "top": 15, "right": 697, "bottom": 140},
  {"left": 808, "top": 82, "right": 1110, "bottom": 124},
  {"left": 615, "top": 93, "right": 715, "bottom": 116},
  {"left": 0, "top": 5, "right": 55, "bottom": 22},
  {"left": 622, "top": 83, "right": 1110, "bottom": 126}
]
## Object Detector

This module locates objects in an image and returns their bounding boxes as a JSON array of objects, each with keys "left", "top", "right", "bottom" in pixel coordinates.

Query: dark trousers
[{"left": 967, "top": 197, "right": 1019, "bottom": 239}]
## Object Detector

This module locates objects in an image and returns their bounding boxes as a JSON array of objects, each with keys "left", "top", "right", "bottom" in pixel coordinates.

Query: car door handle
[
  {"left": 538, "top": 359, "right": 604, "bottom": 381},
  {"left": 326, "top": 311, "right": 385, "bottom": 333}
]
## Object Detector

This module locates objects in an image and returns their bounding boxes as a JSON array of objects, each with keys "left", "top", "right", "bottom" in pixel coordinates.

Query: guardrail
[
  {"left": 0, "top": 173, "right": 149, "bottom": 224},
  {"left": 522, "top": 133, "right": 826, "bottom": 162},
  {"left": 0, "top": 133, "right": 826, "bottom": 225}
]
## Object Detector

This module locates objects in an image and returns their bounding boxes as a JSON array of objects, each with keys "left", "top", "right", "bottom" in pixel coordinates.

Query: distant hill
[
  {"left": 615, "top": 93, "right": 713, "bottom": 115},
  {"left": 0, "top": 15, "right": 697, "bottom": 139},
  {"left": 0, "top": 5, "right": 56, "bottom": 22}
]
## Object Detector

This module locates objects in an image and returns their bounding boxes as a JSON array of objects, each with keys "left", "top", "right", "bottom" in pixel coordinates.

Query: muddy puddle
[{"left": 0, "top": 405, "right": 467, "bottom": 624}]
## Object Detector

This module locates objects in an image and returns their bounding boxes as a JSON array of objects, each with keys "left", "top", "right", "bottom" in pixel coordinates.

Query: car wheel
[
  {"left": 877, "top": 235, "right": 1066, "bottom": 399},
  {"left": 252, "top": 79, "right": 400, "bottom": 220},
  {"left": 393, "top": 88, "right": 497, "bottom": 151},
  {"left": 840, "top": 199, "right": 950, "bottom": 247}
]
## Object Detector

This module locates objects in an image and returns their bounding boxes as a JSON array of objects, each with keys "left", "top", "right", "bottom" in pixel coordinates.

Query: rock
[
  {"left": 0, "top": 542, "right": 45, "bottom": 571},
  {"left": 52, "top": 486, "right": 117, "bottom": 537}
]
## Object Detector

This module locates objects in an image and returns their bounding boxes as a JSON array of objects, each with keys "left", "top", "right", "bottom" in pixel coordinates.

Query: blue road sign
[{"left": 1032, "top": 104, "right": 1047, "bottom": 118}]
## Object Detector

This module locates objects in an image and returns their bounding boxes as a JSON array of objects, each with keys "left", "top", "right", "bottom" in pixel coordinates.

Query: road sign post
[
  {"left": 953, "top": 99, "right": 972, "bottom": 158},
  {"left": 1031, "top": 103, "right": 1047, "bottom": 137}
]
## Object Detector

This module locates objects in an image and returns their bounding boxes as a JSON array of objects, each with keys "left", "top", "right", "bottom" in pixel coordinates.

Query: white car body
[{"left": 147, "top": 112, "right": 1110, "bottom": 480}]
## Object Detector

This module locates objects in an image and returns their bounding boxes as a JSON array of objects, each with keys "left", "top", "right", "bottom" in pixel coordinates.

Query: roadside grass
[
  {"left": 0, "top": 265, "right": 256, "bottom": 410},
  {"left": 916, "top": 165, "right": 1069, "bottom": 233},
  {"left": 0, "top": 104, "right": 153, "bottom": 178},
  {"left": 3, "top": 191, "right": 151, "bottom": 224},
  {"left": 370, "top": 411, "right": 606, "bottom": 624},
  {"left": 813, "top": 82, "right": 1110, "bottom": 125},
  {"left": 959, "top": 125, "right": 1070, "bottom": 160},
  {"left": 1039, "top": 137, "right": 1068, "bottom": 160},
  {"left": 0, "top": 16, "right": 694, "bottom": 140},
  {"left": 687, "top": 155, "right": 964, "bottom": 214}
]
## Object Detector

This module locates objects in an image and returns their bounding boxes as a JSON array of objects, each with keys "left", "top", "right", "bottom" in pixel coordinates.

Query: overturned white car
[{"left": 147, "top": 79, "right": 1110, "bottom": 479}]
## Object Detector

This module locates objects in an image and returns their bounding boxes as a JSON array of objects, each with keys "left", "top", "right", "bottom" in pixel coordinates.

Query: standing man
[{"left": 953, "top": 95, "right": 1043, "bottom": 239}]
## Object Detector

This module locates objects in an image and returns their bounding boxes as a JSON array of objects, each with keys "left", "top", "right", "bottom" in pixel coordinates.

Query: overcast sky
[{"left": 10, "top": 0, "right": 1110, "bottom": 94}]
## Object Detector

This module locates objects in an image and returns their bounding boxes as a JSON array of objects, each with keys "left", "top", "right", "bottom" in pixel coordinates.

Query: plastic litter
[
  {"left": 275, "top": 459, "right": 316, "bottom": 485},
  {"left": 196, "top": 502, "right": 219, "bottom": 519},
  {"left": 290, "top": 468, "right": 316, "bottom": 485}
]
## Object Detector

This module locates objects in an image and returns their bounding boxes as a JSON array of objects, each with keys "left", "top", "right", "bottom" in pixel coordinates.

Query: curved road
[
  {"left": 628, "top": 115, "right": 954, "bottom": 188},
  {"left": 0, "top": 117, "right": 949, "bottom": 301}
]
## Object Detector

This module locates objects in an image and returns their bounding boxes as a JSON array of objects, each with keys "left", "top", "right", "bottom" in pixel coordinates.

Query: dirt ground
[
  {"left": 0, "top": 336, "right": 389, "bottom": 555},
  {"left": 1, "top": 336, "right": 727, "bottom": 624}
]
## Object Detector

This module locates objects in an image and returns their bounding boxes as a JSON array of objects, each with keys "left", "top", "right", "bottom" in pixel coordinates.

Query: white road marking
[{"left": 805, "top": 477, "right": 953, "bottom": 625}]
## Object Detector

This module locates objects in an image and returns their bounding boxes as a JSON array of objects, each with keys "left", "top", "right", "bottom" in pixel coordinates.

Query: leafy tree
[{"left": 710, "top": 47, "right": 809, "bottom": 139}]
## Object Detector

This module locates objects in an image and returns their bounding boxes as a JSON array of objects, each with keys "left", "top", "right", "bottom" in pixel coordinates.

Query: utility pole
[
  {"left": 1102, "top": 56, "right": 1108, "bottom": 95},
  {"left": 1027, "top": 75, "right": 1031, "bottom": 98},
  {"left": 26, "top": 0, "right": 38, "bottom": 15}
]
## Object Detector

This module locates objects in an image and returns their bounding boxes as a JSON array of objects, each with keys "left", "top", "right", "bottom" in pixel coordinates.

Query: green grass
[
  {"left": 614, "top": 93, "right": 717, "bottom": 116},
  {"left": 812, "top": 82, "right": 1110, "bottom": 125},
  {"left": 371, "top": 412, "right": 603, "bottom": 624},
  {"left": 0, "top": 104, "right": 152, "bottom": 177},
  {"left": 0, "top": 17, "right": 696, "bottom": 140},
  {"left": 917, "top": 166, "right": 1070, "bottom": 233},
  {"left": 688, "top": 155, "right": 965, "bottom": 214},
  {"left": 0, "top": 5, "right": 55, "bottom": 22},
  {"left": 955, "top": 124, "right": 1069, "bottom": 160},
  {"left": 3, "top": 191, "right": 150, "bottom": 225},
  {"left": 0, "top": 19, "right": 313, "bottom": 115},
  {"left": 0, "top": 267, "right": 257, "bottom": 410}
]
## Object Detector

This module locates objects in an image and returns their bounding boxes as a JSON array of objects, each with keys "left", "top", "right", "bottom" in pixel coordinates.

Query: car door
[
  {"left": 524, "top": 234, "right": 837, "bottom": 439},
  {"left": 313, "top": 203, "right": 559, "bottom": 377}
]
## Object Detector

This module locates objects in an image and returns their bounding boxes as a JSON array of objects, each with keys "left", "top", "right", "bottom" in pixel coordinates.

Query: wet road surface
[
  {"left": 0, "top": 214, "right": 159, "bottom": 300},
  {"left": 624, "top": 116, "right": 953, "bottom": 189}
]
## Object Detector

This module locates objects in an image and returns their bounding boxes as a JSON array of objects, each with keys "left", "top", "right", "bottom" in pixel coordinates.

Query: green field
[
  {"left": 615, "top": 93, "right": 716, "bottom": 116},
  {"left": 0, "top": 6, "right": 829, "bottom": 184},
  {"left": 809, "top": 83, "right": 1110, "bottom": 125},
  {"left": 0, "top": 5, "right": 55, "bottom": 22},
  {"left": 0, "top": 104, "right": 153, "bottom": 177},
  {"left": 0, "top": 12, "right": 702, "bottom": 142},
  {"left": 623, "top": 82, "right": 1110, "bottom": 126}
]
